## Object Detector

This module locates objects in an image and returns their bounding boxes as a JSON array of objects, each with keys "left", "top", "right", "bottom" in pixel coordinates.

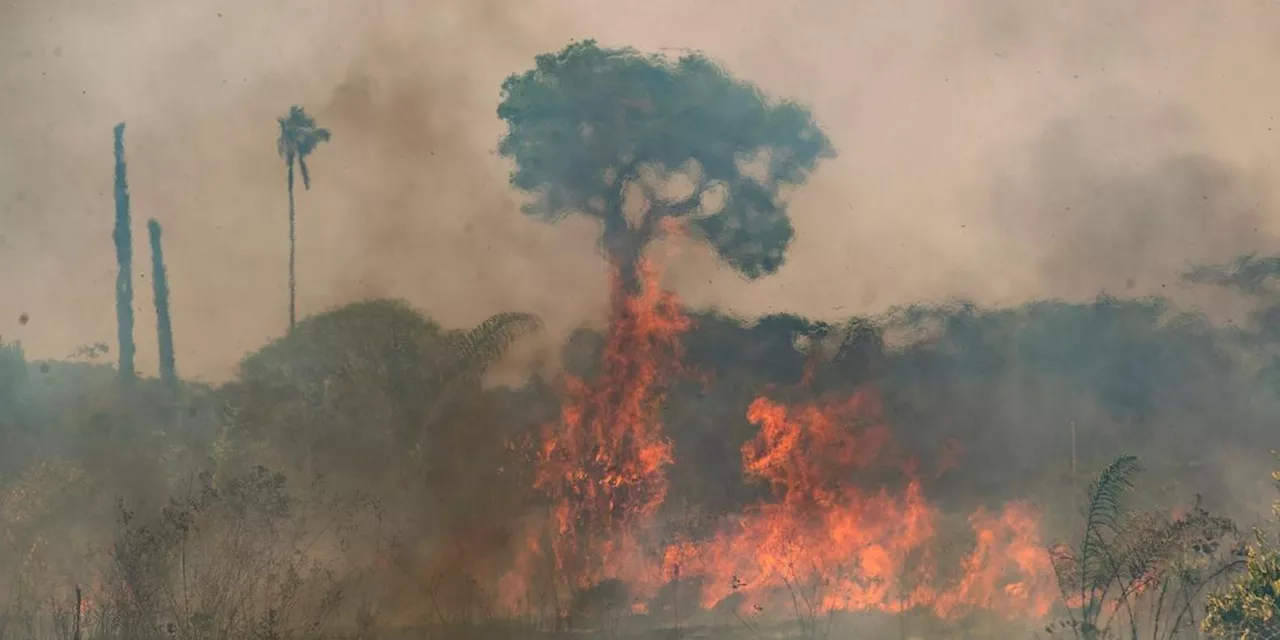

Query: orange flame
[
  {"left": 501, "top": 261, "right": 1058, "bottom": 622},
  {"left": 504, "top": 258, "right": 689, "bottom": 606},
  {"left": 665, "top": 395, "right": 1055, "bottom": 619}
]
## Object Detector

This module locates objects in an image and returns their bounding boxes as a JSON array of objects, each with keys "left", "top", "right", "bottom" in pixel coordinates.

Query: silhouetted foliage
[
  {"left": 225, "top": 300, "right": 540, "bottom": 486},
  {"left": 873, "top": 297, "right": 1245, "bottom": 505},
  {"left": 497, "top": 40, "right": 834, "bottom": 290},
  {"left": 1186, "top": 253, "right": 1280, "bottom": 297}
]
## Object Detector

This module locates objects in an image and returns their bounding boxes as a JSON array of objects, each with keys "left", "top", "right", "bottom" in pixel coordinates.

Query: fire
[
  {"left": 504, "top": 257, "right": 689, "bottom": 607},
  {"left": 935, "top": 503, "right": 1056, "bottom": 619},
  {"left": 499, "top": 260, "right": 1059, "bottom": 624},
  {"left": 79, "top": 586, "right": 95, "bottom": 619},
  {"left": 666, "top": 395, "right": 1055, "bottom": 620},
  {"left": 673, "top": 393, "right": 937, "bottom": 613}
]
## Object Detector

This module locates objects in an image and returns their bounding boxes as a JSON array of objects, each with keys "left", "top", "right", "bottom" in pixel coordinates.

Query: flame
[
  {"left": 934, "top": 503, "right": 1056, "bottom": 619},
  {"left": 666, "top": 395, "right": 1055, "bottom": 619},
  {"left": 79, "top": 591, "right": 94, "bottom": 619},
  {"left": 673, "top": 393, "right": 935, "bottom": 612},
  {"left": 499, "top": 260, "right": 1058, "bottom": 623},
  {"left": 501, "top": 257, "right": 689, "bottom": 609}
]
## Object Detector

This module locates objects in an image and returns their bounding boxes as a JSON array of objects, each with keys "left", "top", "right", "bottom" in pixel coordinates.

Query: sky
[{"left": 2, "top": 0, "right": 1280, "bottom": 382}]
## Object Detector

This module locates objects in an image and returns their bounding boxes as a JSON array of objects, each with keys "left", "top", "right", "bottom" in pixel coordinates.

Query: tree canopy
[
  {"left": 497, "top": 40, "right": 834, "bottom": 280},
  {"left": 228, "top": 300, "right": 541, "bottom": 479},
  {"left": 276, "top": 105, "right": 330, "bottom": 190}
]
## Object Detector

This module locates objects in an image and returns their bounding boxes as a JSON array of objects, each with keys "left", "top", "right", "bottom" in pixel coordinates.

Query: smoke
[
  {"left": 3, "top": 0, "right": 1280, "bottom": 382},
  {"left": 7, "top": 0, "right": 1280, "bottom": 537},
  {"left": 988, "top": 100, "right": 1273, "bottom": 302},
  {"left": 7, "top": 5, "right": 1280, "bottom": 635}
]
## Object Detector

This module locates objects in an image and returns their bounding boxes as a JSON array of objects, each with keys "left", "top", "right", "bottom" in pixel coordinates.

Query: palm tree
[{"left": 276, "top": 105, "right": 331, "bottom": 330}]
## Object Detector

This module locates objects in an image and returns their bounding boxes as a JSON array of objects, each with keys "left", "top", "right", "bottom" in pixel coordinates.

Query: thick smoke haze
[{"left": 3, "top": 0, "right": 1280, "bottom": 381}]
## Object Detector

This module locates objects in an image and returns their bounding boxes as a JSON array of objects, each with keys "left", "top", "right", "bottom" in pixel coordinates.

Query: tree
[
  {"left": 225, "top": 299, "right": 541, "bottom": 480},
  {"left": 497, "top": 40, "right": 834, "bottom": 294},
  {"left": 147, "top": 219, "right": 177, "bottom": 388},
  {"left": 276, "top": 106, "right": 330, "bottom": 330},
  {"left": 112, "top": 123, "right": 136, "bottom": 383}
]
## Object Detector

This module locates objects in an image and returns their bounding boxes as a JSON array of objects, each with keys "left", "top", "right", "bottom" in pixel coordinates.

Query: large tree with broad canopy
[{"left": 497, "top": 40, "right": 834, "bottom": 292}]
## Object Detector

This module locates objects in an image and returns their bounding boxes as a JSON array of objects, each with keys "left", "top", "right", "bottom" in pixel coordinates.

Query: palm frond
[
  {"left": 276, "top": 120, "right": 292, "bottom": 160},
  {"left": 296, "top": 128, "right": 330, "bottom": 158},
  {"left": 276, "top": 105, "right": 330, "bottom": 170},
  {"left": 448, "top": 312, "right": 544, "bottom": 377},
  {"left": 411, "top": 312, "right": 544, "bottom": 464},
  {"left": 311, "top": 127, "right": 332, "bottom": 146}
]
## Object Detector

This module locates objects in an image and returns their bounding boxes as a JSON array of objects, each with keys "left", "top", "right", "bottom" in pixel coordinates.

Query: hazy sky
[{"left": 3, "top": 0, "right": 1280, "bottom": 381}]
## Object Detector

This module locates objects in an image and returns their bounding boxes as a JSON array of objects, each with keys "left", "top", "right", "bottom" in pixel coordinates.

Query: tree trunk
[
  {"left": 112, "top": 123, "right": 136, "bottom": 384},
  {"left": 148, "top": 219, "right": 177, "bottom": 388},
  {"left": 287, "top": 160, "right": 297, "bottom": 330},
  {"left": 596, "top": 205, "right": 654, "bottom": 429},
  {"left": 601, "top": 204, "right": 650, "bottom": 300}
]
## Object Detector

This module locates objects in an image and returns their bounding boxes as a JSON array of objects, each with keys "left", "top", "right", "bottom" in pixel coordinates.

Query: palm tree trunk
[
  {"left": 112, "top": 123, "right": 136, "bottom": 384},
  {"left": 287, "top": 160, "right": 297, "bottom": 330},
  {"left": 148, "top": 219, "right": 177, "bottom": 388}
]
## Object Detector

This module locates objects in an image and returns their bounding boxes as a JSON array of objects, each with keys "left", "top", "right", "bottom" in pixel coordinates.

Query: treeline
[{"left": 2, "top": 286, "right": 1280, "bottom": 637}]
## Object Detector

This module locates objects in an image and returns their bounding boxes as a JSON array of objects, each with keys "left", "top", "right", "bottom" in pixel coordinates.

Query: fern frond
[
  {"left": 1073, "top": 454, "right": 1141, "bottom": 625},
  {"left": 1085, "top": 454, "right": 1141, "bottom": 538}
]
